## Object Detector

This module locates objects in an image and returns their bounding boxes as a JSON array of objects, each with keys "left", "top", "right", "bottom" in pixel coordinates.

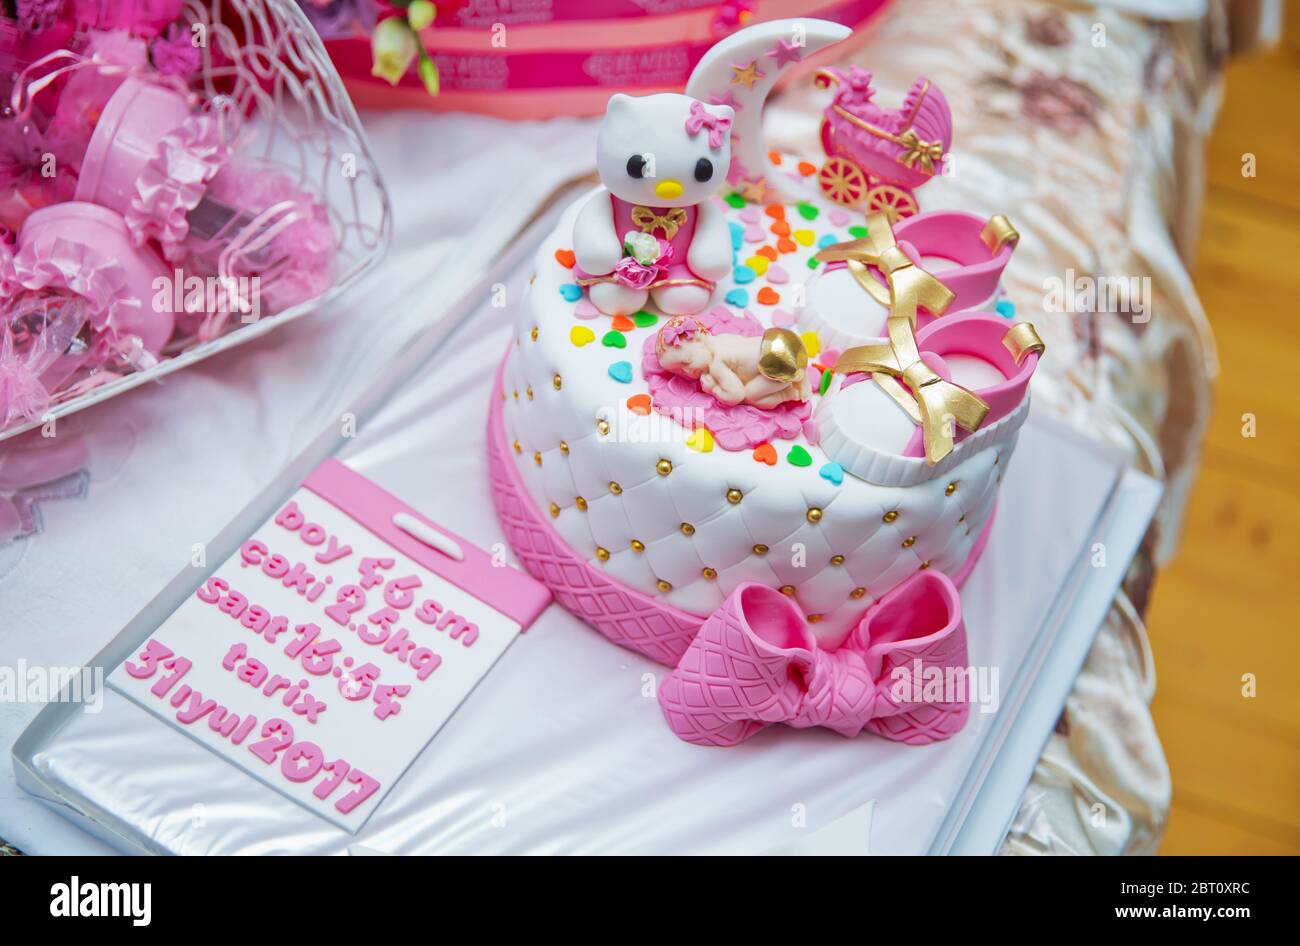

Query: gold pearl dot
[
  {"left": 701, "top": 567, "right": 717, "bottom": 580},
  {"left": 528, "top": 273, "right": 536, "bottom": 285},
  {"left": 656, "top": 459, "right": 673, "bottom": 476},
  {"left": 901, "top": 535, "right": 917, "bottom": 548},
  {"left": 552, "top": 374, "right": 562, "bottom": 390},
  {"left": 548, "top": 503, "right": 559, "bottom": 518},
  {"left": 680, "top": 522, "right": 695, "bottom": 536},
  {"left": 533, "top": 452, "right": 542, "bottom": 466},
  {"left": 919, "top": 560, "right": 932, "bottom": 570},
  {"left": 526, "top": 385, "right": 534, "bottom": 400},
  {"left": 559, "top": 440, "right": 569, "bottom": 455},
  {"left": 994, "top": 454, "right": 1000, "bottom": 465},
  {"left": 779, "top": 585, "right": 796, "bottom": 597},
  {"left": 807, "top": 614, "right": 823, "bottom": 624},
  {"left": 726, "top": 488, "right": 743, "bottom": 504},
  {"left": 596, "top": 418, "right": 610, "bottom": 435},
  {"left": 530, "top": 326, "right": 538, "bottom": 341},
  {"left": 656, "top": 579, "right": 673, "bottom": 593},
  {"left": 850, "top": 587, "right": 867, "bottom": 599},
  {"left": 512, "top": 389, "right": 519, "bottom": 401},
  {"left": 883, "top": 510, "right": 899, "bottom": 523},
  {"left": 609, "top": 481, "right": 622, "bottom": 495},
  {"left": 830, "top": 554, "right": 845, "bottom": 566},
  {"left": 595, "top": 546, "right": 610, "bottom": 561},
  {"left": 512, "top": 439, "right": 521, "bottom": 454},
  {"left": 752, "top": 543, "right": 769, "bottom": 555},
  {"left": 630, "top": 539, "right": 645, "bottom": 552},
  {"left": 576, "top": 496, "right": 588, "bottom": 511},
  {"left": 806, "top": 507, "right": 823, "bottom": 523},
  {"left": 957, "top": 514, "right": 966, "bottom": 523},
  {"left": 945, "top": 482, "right": 957, "bottom": 496}
]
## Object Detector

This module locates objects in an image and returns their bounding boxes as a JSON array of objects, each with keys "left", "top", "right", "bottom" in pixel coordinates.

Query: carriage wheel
[
  {"left": 864, "top": 183, "right": 918, "bottom": 224},
  {"left": 818, "top": 156, "right": 868, "bottom": 206}
]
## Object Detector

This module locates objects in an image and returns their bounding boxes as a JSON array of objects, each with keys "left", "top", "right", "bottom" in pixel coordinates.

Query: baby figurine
[
  {"left": 656, "top": 317, "right": 811, "bottom": 410},
  {"left": 572, "top": 93, "right": 735, "bottom": 317}
]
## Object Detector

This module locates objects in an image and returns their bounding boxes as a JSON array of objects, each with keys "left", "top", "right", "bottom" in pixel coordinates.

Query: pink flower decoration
[
  {"left": 685, "top": 100, "right": 732, "bottom": 150},
  {"left": 642, "top": 307, "right": 811, "bottom": 451},
  {"left": 614, "top": 257, "right": 658, "bottom": 290},
  {"left": 150, "top": 23, "right": 202, "bottom": 77}
]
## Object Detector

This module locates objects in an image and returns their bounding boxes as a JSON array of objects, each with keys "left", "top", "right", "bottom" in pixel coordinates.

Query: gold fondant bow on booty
[{"left": 814, "top": 211, "right": 988, "bottom": 465}]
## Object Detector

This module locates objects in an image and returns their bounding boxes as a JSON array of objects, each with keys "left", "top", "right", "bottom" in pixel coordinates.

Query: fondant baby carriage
[{"left": 815, "top": 67, "right": 952, "bottom": 222}]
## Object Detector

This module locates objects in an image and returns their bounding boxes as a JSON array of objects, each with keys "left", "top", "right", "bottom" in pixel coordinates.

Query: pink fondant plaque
[{"left": 108, "top": 460, "right": 550, "bottom": 832}]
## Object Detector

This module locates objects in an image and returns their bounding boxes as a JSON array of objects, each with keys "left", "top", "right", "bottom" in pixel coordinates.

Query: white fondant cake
[{"left": 499, "top": 190, "right": 1022, "bottom": 649}]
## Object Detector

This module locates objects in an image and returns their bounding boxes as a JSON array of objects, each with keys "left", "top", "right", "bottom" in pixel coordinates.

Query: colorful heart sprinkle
[
  {"left": 724, "top": 192, "right": 747, "bottom": 209},
  {"left": 756, "top": 287, "right": 780, "bottom": 305},
  {"left": 574, "top": 299, "right": 600, "bottom": 319},
  {"left": 728, "top": 221, "right": 743, "bottom": 250},
  {"left": 608, "top": 361, "right": 633, "bottom": 383},
  {"left": 627, "top": 393, "right": 651, "bottom": 415},
  {"left": 765, "top": 204, "right": 785, "bottom": 219},
  {"left": 766, "top": 265, "right": 789, "bottom": 285},
  {"left": 745, "top": 255, "right": 769, "bottom": 276},
  {"left": 800, "top": 330, "right": 821, "bottom": 357},
  {"left": 686, "top": 427, "right": 714, "bottom": 453},
  {"left": 821, "top": 348, "right": 841, "bottom": 368},
  {"left": 739, "top": 207, "right": 760, "bottom": 224},
  {"left": 996, "top": 299, "right": 1017, "bottom": 319},
  {"left": 756, "top": 245, "right": 778, "bottom": 262},
  {"left": 633, "top": 311, "right": 658, "bottom": 328},
  {"left": 733, "top": 265, "right": 756, "bottom": 284},
  {"left": 611, "top": 314, "right": 635, "bottom": 332},
  {"left": 559, "top": 284, "right": 582, "bottom": 302},
  {"left": 807, "top": 257, "right": 821, "bottom": 270},
  {"left": 770, "top": 219, "right": 791, "bottom": 237},
  {"left": 787, "top": 445, "right": 812, "bottom": 467},
  {"left": 793, "top": 229, "right": 815, "bottom": 247},
  {"left": 752, "top": 443, "right": 777, "bottom": 465},
  {"left": 819, "top": 369, "right": 833, "bottom": 396},
  {"left": 797, "top": 161, "right": 817, "bottom": 177},
  {"left": 744, "top": 226, "right": 766, "bottom": 243},
  {"left": 776, "top": 237, "right": 797, "bottom": 254},
  {"left": 570, "top": 325, "right": 595, "bottom": 347},
  {"left": 724, "top": 288, "right": 749, "bottom": 307},
  {"left": 796, "top": 203, "right": 819, "bottom": 221},
  {"left": 817, "top": 233, "right": 839, "bottom": 249},
  {"left": 602, "top": 330, "right": 626, "bottom": 348},
  {"left": 848, "top": 225, "right": 868, "bottom": 239},
  {"left": 554, "top": 248, "right": 576, "bottom": 268},
  {"left": 828, "top": 208, "right": 850, "bottom": 226},
  {"left": 771, "top": 308, "right": 796, "bottom": 328},
  {"left": 819, "top": 462, "right": 844, "bottom": 485}
]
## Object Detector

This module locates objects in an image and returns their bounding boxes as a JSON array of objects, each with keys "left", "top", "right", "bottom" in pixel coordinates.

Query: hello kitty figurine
[
  {"left": 572, "top": 93, "right": 735, "bottom": 317},
  {"left": 656, "top": 317, "right": 811, "bottom": 410}
]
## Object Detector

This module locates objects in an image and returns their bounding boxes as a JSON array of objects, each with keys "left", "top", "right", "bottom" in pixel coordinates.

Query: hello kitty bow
[{"left": 685, "top": 101, "right": 732, "bottom": 149}]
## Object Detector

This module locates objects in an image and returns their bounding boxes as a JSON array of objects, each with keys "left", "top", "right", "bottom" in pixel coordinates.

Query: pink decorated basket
[{"left": 0, "top": 0, "right": 390, "bottom": 441}]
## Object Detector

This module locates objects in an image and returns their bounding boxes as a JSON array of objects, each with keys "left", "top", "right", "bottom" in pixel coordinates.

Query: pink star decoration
[
  {"left": 767, "top": 38, "right": 804, "bottom": 68},
  {"left": 709, "top": 90, "right": 741, "bottom": 111}
]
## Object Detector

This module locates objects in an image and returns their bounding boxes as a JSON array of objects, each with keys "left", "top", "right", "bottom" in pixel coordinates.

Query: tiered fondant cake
[{"left": 488, "top": 19, "right": 1044, "bottom": 746}]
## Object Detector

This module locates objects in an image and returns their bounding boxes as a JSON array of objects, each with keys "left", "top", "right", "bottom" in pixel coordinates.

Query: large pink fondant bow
[
  {"left": 658, "top": 572, "right": 970, "bottom": 747},
  {"left": 685, "top": 100, "right": 732, "bottom": 149}
]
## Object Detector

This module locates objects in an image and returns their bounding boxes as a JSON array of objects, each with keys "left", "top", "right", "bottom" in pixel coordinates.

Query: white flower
[{"left": 623, "top": 231, "right": 661, "bottom": 265}]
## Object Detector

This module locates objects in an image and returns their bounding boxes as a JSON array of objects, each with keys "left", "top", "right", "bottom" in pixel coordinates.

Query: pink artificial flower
[
  {"left": 15, "top": 0, "right": 66, "bottom": 34},
  {"left": 613, "top": 257, "right": 659, "bottom": 290},
  {"left": 149, "top": 22, "right": 200, "bottom": 76}
]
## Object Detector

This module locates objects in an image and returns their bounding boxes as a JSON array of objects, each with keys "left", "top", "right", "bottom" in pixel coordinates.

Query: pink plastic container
[
  {"left": 73, "top": 77, "right": 195, "bottom": 216},
  {"left": 17, "top": 202, "right": 174, "bottom": 355}
]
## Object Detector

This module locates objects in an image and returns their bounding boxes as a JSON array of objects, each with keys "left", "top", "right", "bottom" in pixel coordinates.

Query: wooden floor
[{"left": 1147, "top": 8, "right": 1300, "bottom": 855}]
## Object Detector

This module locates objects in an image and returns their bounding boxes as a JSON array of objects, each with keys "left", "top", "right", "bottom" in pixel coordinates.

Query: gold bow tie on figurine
[
  {"left": 813, "top": 212, "right": 955, "bottom": 322},
  {"left": 896, "top": 129, "right": 946, "bottom": 175},
  {"left": 631, "top": 206, "right": 689, "bottom": 240},
  {"left": 815, "top": 212, "right": 992, "bottom": 465}
]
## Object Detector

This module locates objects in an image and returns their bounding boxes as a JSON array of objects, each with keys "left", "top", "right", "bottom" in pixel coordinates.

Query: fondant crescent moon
[{"left": 686, "top": 18, "right": 851, "bottom": 201}]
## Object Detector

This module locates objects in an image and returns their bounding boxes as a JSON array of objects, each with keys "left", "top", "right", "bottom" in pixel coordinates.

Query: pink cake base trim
[{"left": 487, "top": 352, "right": 994, "bottom": 667}]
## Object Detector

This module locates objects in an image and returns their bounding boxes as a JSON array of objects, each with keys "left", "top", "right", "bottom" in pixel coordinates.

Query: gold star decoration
[{"left": 730, "top": 59, "right": 765, "bottom": 89}]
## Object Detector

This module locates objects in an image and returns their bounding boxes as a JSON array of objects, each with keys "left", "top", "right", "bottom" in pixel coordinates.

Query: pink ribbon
[
  {"left": 657, "top": 571, "right": 970, "bottom": 746},
  {"left": 684, "top": 100, "right": 732, "bottom": 150}
]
